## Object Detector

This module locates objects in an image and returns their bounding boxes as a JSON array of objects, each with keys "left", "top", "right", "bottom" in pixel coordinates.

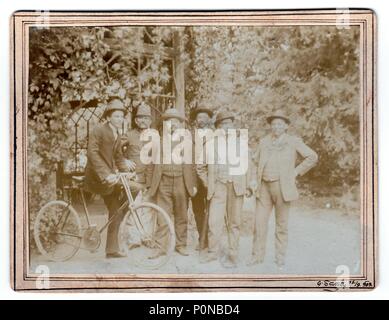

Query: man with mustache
[
  {"left": 124, "top": 102, "right": 153, "bottom": 188},
  {"left": 146, "top": 108, "right": 198, "bottom": 259},
  {"left": 198, "top": 112, "right": 254, "bottom": 268},
  {"left": 248, "top": 110, "right": 318, "bottom": 269}
]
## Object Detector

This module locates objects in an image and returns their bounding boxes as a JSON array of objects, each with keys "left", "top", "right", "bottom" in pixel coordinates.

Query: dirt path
[{"left": 30, "top": 205, "right": 360, "bottom": 276}]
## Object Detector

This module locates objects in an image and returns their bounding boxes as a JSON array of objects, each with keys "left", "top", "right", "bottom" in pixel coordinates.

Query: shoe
[
  {"left": 246, "top": 256, "right": 264, "bottom": 267},
  {"left": 275, "top": 258, "right": 285, "bottom": 270},
  {"left": 175, "top": 247, "right": 189, "bottom": 256},
  {"left": 148, "top": 249, "right": 164, "bottom": 260},
  {"left": 127, "top": 243, "right": 140, "bottom": 250},
  {"left": 200, "top": 254, "right": 218, "bottom": 264},
  {"left": 199, "top": 249, "right": 208, "bottom": 261},
  {"left": 221, "top": 259, "right": 237, "bottom": 269},
  {"left": 106, "top": 252, "right": 126, "bottom": 259}
]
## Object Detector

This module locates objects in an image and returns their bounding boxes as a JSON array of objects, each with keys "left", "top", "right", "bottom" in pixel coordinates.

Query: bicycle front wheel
[
  {"left": 118, "top": 202, "right": 175, "bottom": 270},
  {"left": 34, "top": 200, "right": 82, "bottom": 262}
]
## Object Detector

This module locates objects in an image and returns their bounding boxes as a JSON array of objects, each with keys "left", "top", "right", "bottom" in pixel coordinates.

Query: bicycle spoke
[
  {"left": 130, "top": 208, "right": 148, "bottom": 235},
  {"left": 35, "top": 201, "right": 82, "bottom": 262},
  {"left": 50, "top": 240, "right": 80, "bottom": 251},
  {"left": 51, "top": 206, "right": 71, "bottom": 229},
  {"left": 53, "top": 231, "right": 82, "bottom": 239}
]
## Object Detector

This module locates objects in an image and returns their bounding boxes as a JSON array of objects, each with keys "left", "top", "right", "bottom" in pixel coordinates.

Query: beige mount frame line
[{"left": 10, "top": 9, "right": 377, "bottom": 291}]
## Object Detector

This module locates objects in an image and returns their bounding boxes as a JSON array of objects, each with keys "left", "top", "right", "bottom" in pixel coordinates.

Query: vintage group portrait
[{"left": 10, "top": 9, "right": 377, "bottom": 291}]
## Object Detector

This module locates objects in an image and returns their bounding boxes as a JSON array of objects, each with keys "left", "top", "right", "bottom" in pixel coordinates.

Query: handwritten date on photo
[{"left": 149, "top": 304, "right": 240, "bottom": 317}]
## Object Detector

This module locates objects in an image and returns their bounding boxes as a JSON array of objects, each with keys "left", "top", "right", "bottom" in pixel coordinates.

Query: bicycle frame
[
  {"left": 78, "top": 172, "right": 147, "bottom": 235},
  {"left": 117, "top": 173, "right": 151, "bottom": 237}
]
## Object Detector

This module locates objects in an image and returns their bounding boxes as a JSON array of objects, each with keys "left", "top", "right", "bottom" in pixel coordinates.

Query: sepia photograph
[{"left": 10, "top": 10, "right": 377, "bottom": 291}]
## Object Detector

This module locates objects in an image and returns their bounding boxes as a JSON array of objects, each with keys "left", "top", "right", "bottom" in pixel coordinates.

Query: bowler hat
[
  {"left": 190, "top": 107, "right": 214, "bottom": 121},
  {"left": 266, "top": 110, "right": 290, "bottom": 124},
  {"left": 161, "top": 108, "right": 186, "bottom": 122},
  {"left": 102, "top": 97, "right": 127, "bottom": 119},
  {"left": 214, "top": 112, "right": 235, "bottom": 126}
]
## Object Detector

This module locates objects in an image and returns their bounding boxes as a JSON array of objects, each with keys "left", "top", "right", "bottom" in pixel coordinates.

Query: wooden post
[{"left": 173, "top": 31, "right": 185, "bottom": 114}]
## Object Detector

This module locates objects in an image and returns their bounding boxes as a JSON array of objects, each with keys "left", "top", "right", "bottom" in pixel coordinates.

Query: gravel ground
[{"left": 30, "top": 200, "right": 361, "bottom": 276}]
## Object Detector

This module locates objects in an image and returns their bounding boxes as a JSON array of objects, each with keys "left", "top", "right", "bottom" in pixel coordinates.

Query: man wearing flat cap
[
  {"left": 248, "top": 110, "right": 318, "bottom": 269},
  {"left": 122, "top": 102, "right": 154, "bottom": 248},
  {"left": 124, "top": 102, "right": 153, "bottom": 187},
  {"left": 146, "top": 108, "right": 198, "bottom": 258},
  {"left": 198, "top": 112, "right": 254, "bottom": 268},
  {"left": 84, "top": 97, "right": 131, "bottom": 258},
  {"left": 190, "top": 107, "right": 214, "bottom": 257}
]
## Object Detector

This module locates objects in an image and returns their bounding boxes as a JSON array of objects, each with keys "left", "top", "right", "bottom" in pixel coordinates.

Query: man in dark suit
[
  {"left": 146, "top": 108, "right": 198, "bottom": 258},
  {"left": 189, "top": 107, "right": 214, "bottom": 258},
  {"left": 247, "top": 110, "right": 318, "bottom": 268},
  {"left": 84, "top": 97, "right": 130, "bottom": 258}
]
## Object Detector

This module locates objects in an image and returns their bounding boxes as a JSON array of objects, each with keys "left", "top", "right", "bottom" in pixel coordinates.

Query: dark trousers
[
  {"left": 103, "top": 186, "right": 126, "bottom": 254},
  {"left": 191, "top": 180, "right": 208, "bottom": 250},
  {"left": 252, "top": 180, "right": 290, "bottom": 262},
  {"left": 155, "top": 175, "right": 189, "bottom": 250}
]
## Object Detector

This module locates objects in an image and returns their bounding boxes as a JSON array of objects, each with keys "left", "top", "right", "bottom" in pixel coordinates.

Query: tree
[
  {"left": 28, "top": 26, "right": 176, "bottom": 231},
  {"left": 28, "top": 24, "right": 361, "bottom": 231},
  {"left": 186, "top": 25, "right": 360, "bottom": 189}
]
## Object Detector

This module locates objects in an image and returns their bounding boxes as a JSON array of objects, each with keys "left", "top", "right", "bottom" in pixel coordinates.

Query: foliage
[
  {"left": 28, "top": 25, "right": 361, "bottom": 229},
  {"left": 186, "top": 26, "right": 360, "bottom": 188},
  {"left": 28, "top": 26, "right": 176, "bottom": 229}
]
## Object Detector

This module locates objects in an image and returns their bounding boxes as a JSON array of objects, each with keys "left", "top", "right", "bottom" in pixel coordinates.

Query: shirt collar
[{"left": 108, "top": 122, "right": 121, "bottom": 136}]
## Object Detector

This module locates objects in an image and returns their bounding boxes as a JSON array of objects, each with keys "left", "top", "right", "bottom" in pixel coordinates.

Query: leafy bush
[
  {"left": 186, "top": 26, "right": 360, "bottom": 188},
  {"left": 28, "top": 26, "right": 360, "bottom": 232},
  {"left": 28, "top": 26, "right": 177, "bottom": 233}
]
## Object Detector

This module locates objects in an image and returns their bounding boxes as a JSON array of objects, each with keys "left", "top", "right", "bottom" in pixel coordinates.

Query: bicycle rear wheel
[
  {"left": 34, "top": 200, "right": 82, "bottom": 262},
  {"left": 118, "top": 202, "right": 175, "bottom": 270}
]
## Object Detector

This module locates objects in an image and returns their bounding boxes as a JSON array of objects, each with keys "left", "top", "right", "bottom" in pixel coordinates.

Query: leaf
[
  {"left": 64, "top": 59, "right": 71, "bottom": 69},
  {"left": 111, "top": 63, "right": 121, "bottom": 71}
]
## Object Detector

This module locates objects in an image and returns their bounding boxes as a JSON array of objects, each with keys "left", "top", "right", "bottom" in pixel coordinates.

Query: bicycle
[{"left": 33, "top": 172, "right": 175, "bottom": 270}]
